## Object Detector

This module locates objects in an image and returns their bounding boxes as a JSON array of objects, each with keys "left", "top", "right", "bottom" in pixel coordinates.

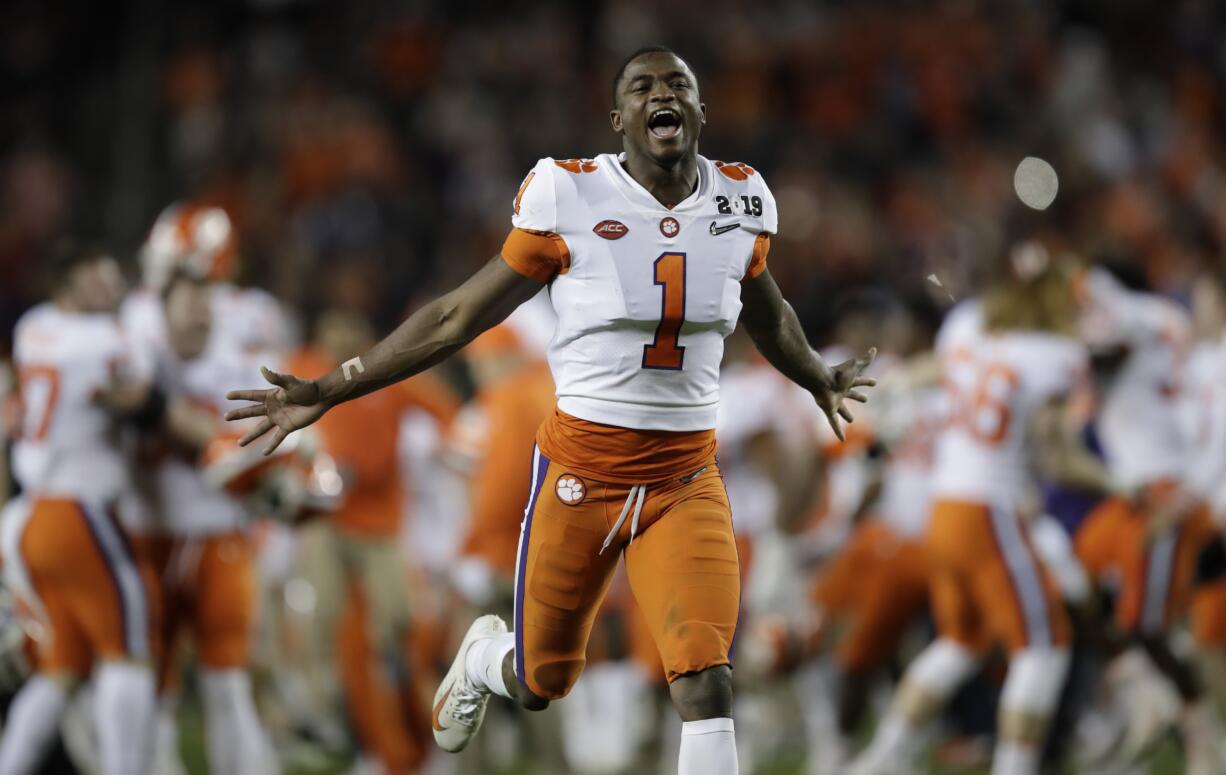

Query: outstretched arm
[
  {"left": 739, "top": 268, "right": 876, "bottom": 440},
  {"left": 226, "top": 255, "right": 545, "bottom": 453}
]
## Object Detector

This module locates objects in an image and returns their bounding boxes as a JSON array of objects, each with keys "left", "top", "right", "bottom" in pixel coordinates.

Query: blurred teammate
[
  {"left": 121, "top": 201, "right": 292, "bottom": 364},
  {"left": 226, "top": 46, "right": 875, "bottom": 775},
  {"left": 1183, "top": 268, "right": 1226, "bottom": 728},
  {"left": 852, "top": 249, "right": 1103, "bottom": 775},
  {"left": 802, "top": 351, "right": 940, "bottom": 773},
  {"left": 1072, "top": 263, "right": 1225, "bottom": 772},
  {"left": 0, "top": 243, "right": 158, "bottom": 775},
  {"left": 145, "top": 271, "right": 278, "bottom": 775},
  {"left": 287, "top": 308, "right": 457, "bottom": 774}
]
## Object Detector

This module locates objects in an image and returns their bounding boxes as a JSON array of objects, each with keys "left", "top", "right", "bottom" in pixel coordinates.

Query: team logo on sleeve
[
  {"left": 555, "top": 474, "right": 587, "bottom": 505},
  {"left": 659, "top": 217, "right": 680, "bottom": 238},
  {"left": 592, "top": 220, "right": 629, "bottom": 240}
]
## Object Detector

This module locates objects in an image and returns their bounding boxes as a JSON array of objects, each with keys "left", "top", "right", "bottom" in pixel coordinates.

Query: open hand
[
  {"left": 813, "top": 348, "right": 877, "bottom": 442},
  {"left": 225, "top": 367, "right": 329, "bottom": 455}
]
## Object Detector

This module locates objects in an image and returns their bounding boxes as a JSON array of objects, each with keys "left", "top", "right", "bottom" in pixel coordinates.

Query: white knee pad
[
  {"left": 906, "top": 639, "right": 980, "bottom": 699},
  {"left": 1000, "top": 647, "right": 1071, "bottom": 717}
]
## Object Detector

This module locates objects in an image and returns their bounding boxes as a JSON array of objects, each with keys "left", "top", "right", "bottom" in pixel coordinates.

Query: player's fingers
[
  {"left": 846, "top": 390, "right": 869, "bottom": 403},
  {"left": 856, "top": 347, "right": 878, "bottom": 371},
  {"left": 238, "top": 418, "right": 274, "bottom": 447},
  {"left": 224, "top": 404, "right": 267, "bottom": 421},
  {"left": 226, "top": 389, "right": 272, "bottom": 402},
  {"left": 261, "top": 366, "right": 292, "bottom": 388},
  {"left": 263, "top": 426, "right": 290, "bottom": 456},
  {"left": 852, "top": 376, "right": 877, "bottom": 388},
  {"left": 823, "top": 408, "right": 845, "bottom": 442},
  {"left": 838, "top": 403, "right": 855, "bottom": 423}
]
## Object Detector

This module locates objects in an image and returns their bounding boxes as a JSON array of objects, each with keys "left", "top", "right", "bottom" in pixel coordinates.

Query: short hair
[
  {"left": 44, "top": 238, "right": 108, "bottom": 294},
  {"left": 611, "top": 45, "right": 694, "bottom": 102}
]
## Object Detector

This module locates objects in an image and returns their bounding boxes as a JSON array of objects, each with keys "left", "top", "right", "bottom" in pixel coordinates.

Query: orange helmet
[
  {"left": 202, "top": 428, "right": 342, "bottom": 523},
  {"left": 141, "top": 203, "right": 237, "bottom": 290}
]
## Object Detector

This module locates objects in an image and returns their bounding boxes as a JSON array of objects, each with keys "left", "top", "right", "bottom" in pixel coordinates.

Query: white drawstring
[{"left": 599, "top": 484, "right": 647, "bottom": 555}]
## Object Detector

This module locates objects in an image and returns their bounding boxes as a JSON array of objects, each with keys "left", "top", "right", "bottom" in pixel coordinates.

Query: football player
[
  {"left": 852, "top": 248, "right": 1106, "bottom": 775},
  {"left": 226, "top": 46, "right": 875, "bottom": 775},
  {"left": 0, "top": 242, "right": 158, "bottom": 775}
]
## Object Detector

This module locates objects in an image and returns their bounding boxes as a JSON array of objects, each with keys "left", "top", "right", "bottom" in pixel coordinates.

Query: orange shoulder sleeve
[
  {"left": 500, "top": 228, "right": 570, "bottom": 283},
  {"left": 744, "top": 233, "right": 770, "bottom": 281}
]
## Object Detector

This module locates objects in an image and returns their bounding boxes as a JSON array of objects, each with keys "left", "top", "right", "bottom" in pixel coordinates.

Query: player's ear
[
  {"left": 610, "top": 108, "right": 624, "bottom": 135},
  {"left": 700, "top": 102, "right": 707, "bottom": 125}
]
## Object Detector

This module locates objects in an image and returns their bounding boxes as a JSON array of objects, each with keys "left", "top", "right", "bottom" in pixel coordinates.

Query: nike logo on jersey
[{"left": 709, "top": 221, "right": 741, "bottom": 236}]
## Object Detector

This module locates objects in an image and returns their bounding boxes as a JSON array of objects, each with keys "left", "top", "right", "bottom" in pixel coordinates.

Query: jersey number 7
[{"left": 642, "top": 252, "right": 686, "bottom": 370}]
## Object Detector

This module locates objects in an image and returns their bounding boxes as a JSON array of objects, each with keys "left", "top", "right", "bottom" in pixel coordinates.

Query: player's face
[
  {"left": 611, "top": 53, "right": 705, "bottom": 166},
  {"left": 70, "top": 256, "right": 126, "bottom": 314},
  {"left": 164, "top": 277, "right": 213, "bottom": 360}
]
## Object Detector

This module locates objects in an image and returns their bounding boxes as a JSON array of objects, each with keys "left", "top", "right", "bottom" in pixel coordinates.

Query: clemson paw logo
[{"left": 555, "top": 474, "right": 587, "bottom": 505}]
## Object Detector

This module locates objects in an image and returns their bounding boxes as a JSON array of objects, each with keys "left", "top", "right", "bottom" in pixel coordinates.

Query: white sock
[
  {"left": 0, "top": 676, "right": 69, "bottom": 775},
  {"left": 465, "top": 631, "right": 515, "bottom": 699},
  {"left": 678, "top": 717, "right": 737, "bottom": 775},
  {"left": 201, "top": 668, "right": 277, "bottom": 775},
  {"left": 990, "top": 740, "right": 1039, "bottom": 775},
  {"left": 848, "top": 711, "right": 919, "bottom": 774},
  {"left": 94, "top": 662, "right": 156, "bottom": 775},
  {"left": 153, "top": 697, "right": 187, "bottom": 775}
]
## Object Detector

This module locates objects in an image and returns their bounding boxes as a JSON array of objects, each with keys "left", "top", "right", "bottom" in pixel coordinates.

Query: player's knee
[{"left": 668, "top": 664, "right": 732, "bottom": 721}]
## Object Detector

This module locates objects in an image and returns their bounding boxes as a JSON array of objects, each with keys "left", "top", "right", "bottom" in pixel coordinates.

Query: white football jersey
[
  {"left": 716, "top": 361, "right": 822, "bottom": 538},
  {"left": 11, "top": 303, "right": 151, "bottom": 505},
  {"left": 876, "top": 383, "right": 944, "bottom": 538},
  {"left": 120, "top": 283, "right": 292, "bottom": 365},
  {"left": 153, "top": 338, "right": 266, "bottom": 536},
  {"left": 1183, "top": 335, "right": 1226, "bottom": 516},
  {"left": 1080, "top": 270, "right": 1191, "bottom": 489},
  {"left": 512, "top": 153, "right": 777, "bottom": 431},
  {"left": 932, "top": 329, "right": 1088, "bottom": 506}
]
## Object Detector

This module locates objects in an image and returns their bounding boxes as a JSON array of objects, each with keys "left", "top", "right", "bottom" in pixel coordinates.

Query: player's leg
[
  {"left": 193, "top": 533, "right": 277, "bottom": 775},
  {"left": 977, "top": 506, "right": 1072, "bottom": 775},
  {"left": 433, "top": 449, "right": 620, "bottom": 751},
  {"left": 829, "top": 532, "right": 929, "bottom": 769},
  {"left": 850, "top": 502, "right": 987, "bottom": 774},
  {"left": 60, "top": 503, "right": 158, "bottom": 775},
  {"left": 0, "top": 519, "right": 87, "bottom": 775},
  {"left": 623, "top": 467, "right": 740, "bottom": 775}
]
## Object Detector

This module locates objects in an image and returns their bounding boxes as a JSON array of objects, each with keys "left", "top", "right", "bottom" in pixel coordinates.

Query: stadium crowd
[{"left": 2, "top": 0, "right": 1226, "bottom": 773}]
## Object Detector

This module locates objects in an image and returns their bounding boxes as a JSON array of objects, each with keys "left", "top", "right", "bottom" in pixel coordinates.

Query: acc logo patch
[
  {"left": 592, "top": 220, "right": 629, "bottom": 240},
  {"left": 555, "top": 474, "right": 587, "bottom": 505},
  {"left": 659, "top": 216, "right": 680, "bottom": 238}
]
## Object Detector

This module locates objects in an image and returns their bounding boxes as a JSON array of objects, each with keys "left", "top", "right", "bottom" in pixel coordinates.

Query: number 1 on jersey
[{"left": 642, "top": 252, "right": 687, "bottom": 370}]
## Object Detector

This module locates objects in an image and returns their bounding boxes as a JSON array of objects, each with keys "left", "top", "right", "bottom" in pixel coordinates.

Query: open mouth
[{"left": 648, "top": 108, "right": 682, "bottom": 140}]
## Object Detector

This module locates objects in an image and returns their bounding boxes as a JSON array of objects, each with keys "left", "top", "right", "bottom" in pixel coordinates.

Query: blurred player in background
[
  {"left": 142, "top": 271, "right": 279, "bottom": 775},
  {"left": 122, "top": 203, "right": 293, "bottom": 363},
  {"left": 287, "top": 308, "right": 457, "bottom": 774},
  {"left": 0, "top": 242, "right": 158, "bottom": 775},
  {"left": 1072, "top": 262, "right": 1226, "bottom": 773},
  {"left": 852, "top": 247, "right": 1107, "bottom": 775},
  {"left": 226, "top": 46, "right": 875, "bottom": 775}
]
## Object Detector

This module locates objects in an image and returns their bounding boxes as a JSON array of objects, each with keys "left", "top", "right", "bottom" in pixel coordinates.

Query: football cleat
[{"left": 431, "top": 614, "right": 507, "bottom": 753}]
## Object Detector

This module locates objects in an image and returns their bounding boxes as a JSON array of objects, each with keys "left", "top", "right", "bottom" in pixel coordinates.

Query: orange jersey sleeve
[
  {"left": 500, "top": 228, "right": 570, "bottom": 283},
  {"left": 744, "top": 233, "right": 770, "bottom": 281}
]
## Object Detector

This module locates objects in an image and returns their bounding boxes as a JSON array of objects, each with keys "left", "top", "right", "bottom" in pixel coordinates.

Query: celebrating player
[
  {"left": 226, "top": 46, "right": 874, "bottom": 774},
  {"left": 852, "top": 247, "right": 1105, "bottom": 775},
  {"left": 0, "top": 243, "right": 158, "bottom": 775}
]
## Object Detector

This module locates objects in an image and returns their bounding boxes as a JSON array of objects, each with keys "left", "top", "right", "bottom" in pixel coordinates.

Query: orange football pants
[
  {"left": 813, "top": 520, "right": 930, "bottom": 672},
  {"left": 141, "top": 532, "right": 257, "bottom": 691},
  {"left": 1076, "top": 495, "right": 1216, "bottom": 635},
  {"left": 927, "top": 499, "right": 1070, "bottom": 654},
  {"left": 514, "top": 447, "right": 740, "bottom": 700},
  {"left": 21, "top": 498, "right": 158, "bottom": 673}
]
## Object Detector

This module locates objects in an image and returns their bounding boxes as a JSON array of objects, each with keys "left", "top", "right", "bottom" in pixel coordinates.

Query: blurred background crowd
[{"left": 3, "top": 1, "right": 1226, "bottom": 774}]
